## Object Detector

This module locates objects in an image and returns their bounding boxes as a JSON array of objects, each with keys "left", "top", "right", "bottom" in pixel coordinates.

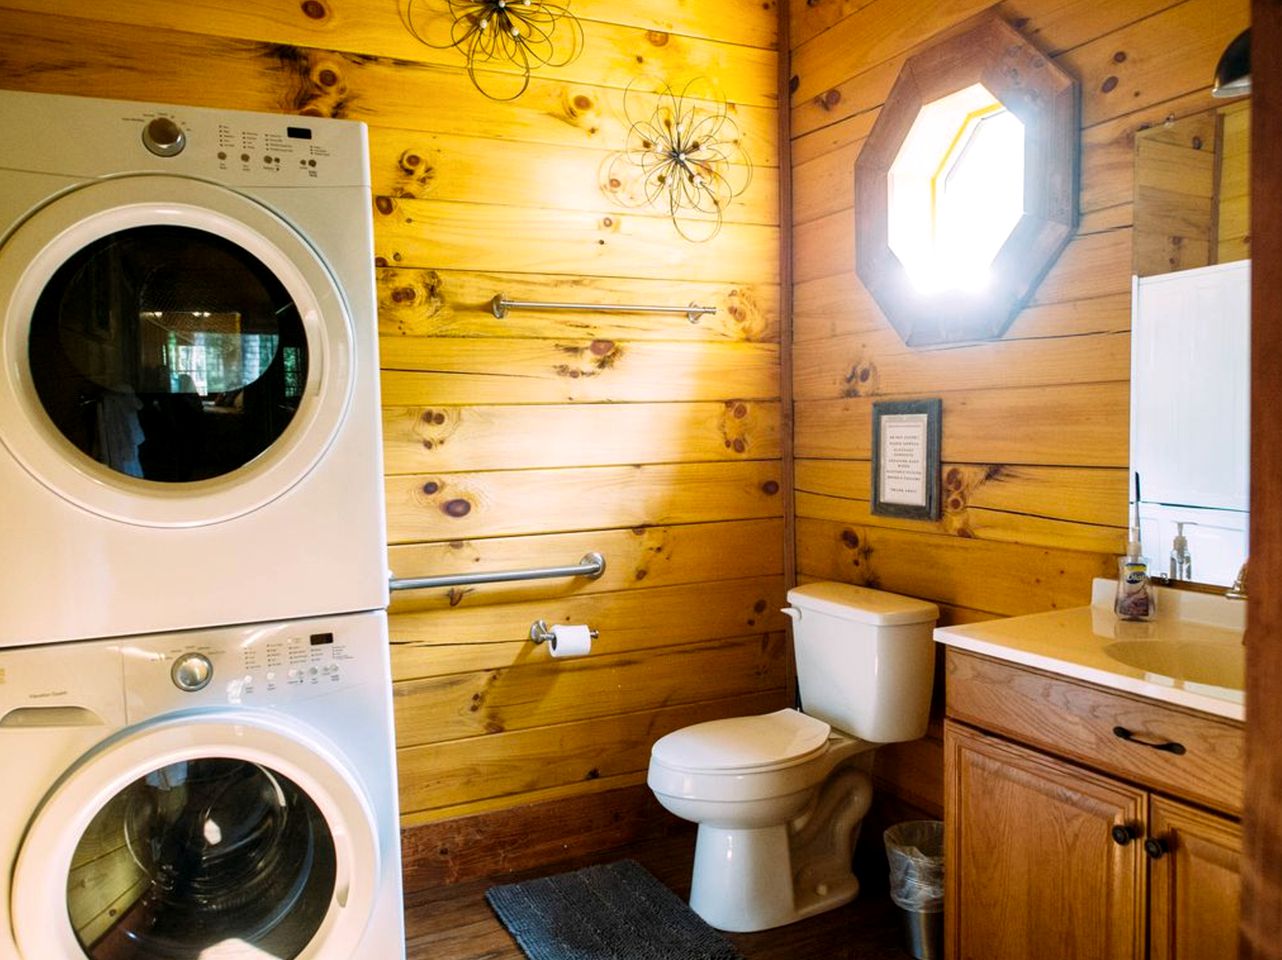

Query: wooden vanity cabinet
[{"left": 943, "top": 649, "right": 1243, "bottom": 960}]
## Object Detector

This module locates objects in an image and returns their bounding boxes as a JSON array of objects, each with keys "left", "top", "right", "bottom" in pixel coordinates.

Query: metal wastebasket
[{"left": 884, "top": 820, "right": 943, "bottom": 960}]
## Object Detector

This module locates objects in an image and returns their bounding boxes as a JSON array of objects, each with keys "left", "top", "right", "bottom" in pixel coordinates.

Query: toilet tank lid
[
  {"left": 787, "top": 582, "right": 939, "bottom": 626},
  {"left": 651, "top": 709, "right": 830, "bottom": 772}
]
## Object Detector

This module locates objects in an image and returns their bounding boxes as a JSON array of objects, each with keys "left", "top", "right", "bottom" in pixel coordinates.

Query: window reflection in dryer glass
[
  {"left": 67, "top": 758, "right": 336, "bottom": 960},
  {"left": 28, "top": 226, "right": 309, "bottom": 483}
]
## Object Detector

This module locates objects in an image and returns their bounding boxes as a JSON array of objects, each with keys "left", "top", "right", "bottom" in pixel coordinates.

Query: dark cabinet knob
[
  {"left": 1111, "top": 824, "right": 1139, "bottom": 846},
  {"left": 1144, "top": 837, "right": 1169, "bottom": 860}
]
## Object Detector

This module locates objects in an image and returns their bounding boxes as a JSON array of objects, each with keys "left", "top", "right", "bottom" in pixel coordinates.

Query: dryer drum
[
  {"left": 29, "top": 224, "right": 310, "bottom": 484},
  {"left": 68, "top": 757, "right": 338, "bottom": 960}
]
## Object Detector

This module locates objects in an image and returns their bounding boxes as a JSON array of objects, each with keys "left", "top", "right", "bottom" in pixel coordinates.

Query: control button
[
  {"left": 142, "top": 117, "right": 186, "bottom": 158},
  {"left": 172, "top": 652, "right": 213, "bottom": 692},
  {"left": 266, "top": 671, "right": 276, "bottom": 681}
]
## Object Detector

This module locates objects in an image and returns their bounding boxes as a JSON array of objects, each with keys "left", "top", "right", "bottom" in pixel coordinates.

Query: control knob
[
  {"left": 142, "top": 117, "right": 186, "bottom": 157},
  {"left": 172, "top": 652, "right": 213, "bottom": 692}
]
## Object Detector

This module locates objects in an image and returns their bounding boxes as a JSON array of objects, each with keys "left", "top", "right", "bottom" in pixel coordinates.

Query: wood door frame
[{"left": 1243, "top": 3, "right": 1282, "bottom": 956}]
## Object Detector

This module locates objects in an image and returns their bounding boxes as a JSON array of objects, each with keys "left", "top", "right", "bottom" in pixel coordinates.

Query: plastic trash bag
[{"left": 884, "top": 820, "right": 944, "bottom": 913}]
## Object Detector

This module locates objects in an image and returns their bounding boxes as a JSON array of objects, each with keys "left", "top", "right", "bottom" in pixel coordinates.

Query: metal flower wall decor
[
  {"left": 604, "top": 79, "right": 752, "bottom": 242},
  {"left": 404, "top": 0, "right": 583, "bottom": 101}
]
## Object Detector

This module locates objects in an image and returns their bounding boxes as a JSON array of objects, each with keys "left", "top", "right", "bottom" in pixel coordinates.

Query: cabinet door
[
  {"left": 944, "top": 721, "right": 1147, "bottom": 960},
  {"left": 1148, "top": 795, "right": 1242, "bottom": 960}
]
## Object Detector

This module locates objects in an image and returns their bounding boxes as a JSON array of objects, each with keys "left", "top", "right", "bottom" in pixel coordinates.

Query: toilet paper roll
[{"left": 548, "top": 623, "right": 593, "bottom": 659}]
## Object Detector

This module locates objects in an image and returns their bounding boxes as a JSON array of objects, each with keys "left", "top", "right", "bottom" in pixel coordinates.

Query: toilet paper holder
[{"left": 529, "top": 620, "right": 599, "bottom": 645}]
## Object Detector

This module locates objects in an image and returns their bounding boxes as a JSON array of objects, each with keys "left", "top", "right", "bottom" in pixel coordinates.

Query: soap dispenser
[
  {"left": 1116, "top": 528, "right": 1156, "bottom": 621},
  {"left": 1169, "top": 522, "right": 1193, "bottom": 581}
]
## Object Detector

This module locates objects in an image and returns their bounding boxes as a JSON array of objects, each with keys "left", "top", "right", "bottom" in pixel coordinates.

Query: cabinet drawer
[{"left": 945, "top": 649, "right": 1245, "bottom": 815}]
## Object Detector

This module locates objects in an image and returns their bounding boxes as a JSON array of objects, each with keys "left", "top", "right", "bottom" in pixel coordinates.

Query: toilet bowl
[
  {"left": 649, "top": 709, "right": 877, "bottom": 932},
  {"left": 647, "top": 582, "right": 939, "bottom": 933}
]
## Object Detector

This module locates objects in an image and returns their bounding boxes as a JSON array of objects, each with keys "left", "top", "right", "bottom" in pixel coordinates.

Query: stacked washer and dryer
[{"left": 0, "top": 91, "right": 405, "bottom": 959}]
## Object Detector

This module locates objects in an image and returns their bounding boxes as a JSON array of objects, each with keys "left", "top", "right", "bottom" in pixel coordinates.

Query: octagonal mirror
[{"left": 854, "top": 14, "right": 1079, "bottom": 345}]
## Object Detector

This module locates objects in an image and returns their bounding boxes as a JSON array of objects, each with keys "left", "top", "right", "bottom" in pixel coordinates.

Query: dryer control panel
[{"left": 0, "top": 89, "right": 370, "bottom": 189}]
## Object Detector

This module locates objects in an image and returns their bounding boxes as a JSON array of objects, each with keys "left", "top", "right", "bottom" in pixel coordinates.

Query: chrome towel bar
[
  {"left": 389, "top": 552, "right": 606, "bottom": 592},
  {"left": 490, "top": 294, "right": 716, "bottom": 324}
]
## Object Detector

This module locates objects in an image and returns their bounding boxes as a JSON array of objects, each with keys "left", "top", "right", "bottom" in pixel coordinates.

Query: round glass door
[
  {"left": 11, "top": 715, "right": 380, "bottom": 960},
  {"left": 0, "top": 176, "right": 355, "bottom": 527},
  {"left": 29, "top": 226, "right": 309, "bottom": 483},
  {"left": 68, "top": 758, "right": 335, "bottom": 959}
]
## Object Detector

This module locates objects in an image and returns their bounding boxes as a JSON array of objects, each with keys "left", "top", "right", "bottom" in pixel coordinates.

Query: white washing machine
[
  {"left": 0, "top": 91, "right": 388, "bottom": 646},
  {"left": 0, "top": 609, "right": 404, "bottom": 960}
]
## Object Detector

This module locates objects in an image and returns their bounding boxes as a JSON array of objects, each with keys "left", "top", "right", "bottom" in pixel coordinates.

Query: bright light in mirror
[{"left": 888, "top": 83, "right": 1025, "bottom": 294}]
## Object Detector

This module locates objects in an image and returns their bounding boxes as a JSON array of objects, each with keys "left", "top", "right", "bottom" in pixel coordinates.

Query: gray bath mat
[{"left": 485, "top": 859, "right": 745, "bottom": 960}]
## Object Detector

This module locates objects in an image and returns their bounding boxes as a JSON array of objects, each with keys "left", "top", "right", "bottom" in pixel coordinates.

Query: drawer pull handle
[
  {"left": 1144, "top": 837, "right": 1169, "bottom": 860},
  {"left": 1112, "top": 726, "right": 1187, "bottom": 755},
  {"left": 1111, "top": 824, "right": 1140, "bottom": 846}
]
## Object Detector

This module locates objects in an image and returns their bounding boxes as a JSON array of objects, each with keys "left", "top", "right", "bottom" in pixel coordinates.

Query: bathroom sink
[{"left": 1103, "top": 639, "right": 1244, "bottom": 692}]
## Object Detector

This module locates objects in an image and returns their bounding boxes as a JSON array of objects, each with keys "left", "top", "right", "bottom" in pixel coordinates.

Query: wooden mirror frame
[{"left": 853, "top": 14, "right": 1079, "bottom": 346}]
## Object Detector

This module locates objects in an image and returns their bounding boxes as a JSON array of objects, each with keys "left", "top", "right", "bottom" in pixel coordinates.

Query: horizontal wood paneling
[
  {"left": 383, "top": 402, "right": 781, "bottom": 474},
  {"left": 2, "top": 0, "right": 784, "bottom": 833},
  {"left": 376, "top": 268, "right": 780, "bottom": 342},
  {"left": 393, "top": 633, "right": 787, "bottom": 745},
  {"left": 795, "top": 518, "right": 1116, "bottom": 617},
  {"left": 787, "top": 0, "right": 1249, "bottom": 816},
  {"left": 386, "top": 461, "right": 784, "bottom": 543},
  {"left": 378, "top": 338, "right": 780, "bottom": 404},
  {"left": 387, "top": 519, "right": 785, "bottom": 612},
  {"left": 396, "top": 692, "right": 786, "bottom": 815},
  {"left": 794, "top": 383, "right": 1130, "bottom": 466},
  {"left": 0, "top": 9, "right": 779, "bottom": 162}
]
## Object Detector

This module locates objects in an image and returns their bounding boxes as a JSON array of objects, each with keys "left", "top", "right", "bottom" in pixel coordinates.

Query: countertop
[{"left": 933, "top": 579, "right": 1246, "bottom": 721}]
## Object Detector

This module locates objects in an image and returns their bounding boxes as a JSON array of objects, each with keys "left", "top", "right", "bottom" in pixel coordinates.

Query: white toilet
[{"left": 647, "top": 581, "right": 939, "bottom": 932}]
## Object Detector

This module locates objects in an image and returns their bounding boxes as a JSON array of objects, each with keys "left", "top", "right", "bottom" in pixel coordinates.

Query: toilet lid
[{"left": 651, "top": 709, "right": 831, "bottom": 772}]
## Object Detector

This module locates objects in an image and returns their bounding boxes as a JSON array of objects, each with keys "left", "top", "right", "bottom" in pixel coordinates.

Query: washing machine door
[
  {"left": 0, "top": 175, "right": 354, "bottom": 527},
  {"left": 10, "top": 713, "right": 380, "bottom": 960}
]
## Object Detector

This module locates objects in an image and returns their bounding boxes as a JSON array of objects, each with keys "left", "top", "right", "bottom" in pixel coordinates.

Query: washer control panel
[{"left": 122, "top": 611, "right": 385, "bottom": 719}]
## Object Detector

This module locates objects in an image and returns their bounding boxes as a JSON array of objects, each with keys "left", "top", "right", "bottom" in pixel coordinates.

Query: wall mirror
[
  {"left": 854, "top": 14, "right": 1078, "bottom": 346},
  {"left": 1131, "top": 101, "right": 1251, "bottom": 587}
]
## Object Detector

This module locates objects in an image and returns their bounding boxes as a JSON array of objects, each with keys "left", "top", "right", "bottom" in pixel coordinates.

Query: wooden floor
[{"left": 404, "top": 828, "right": 915, "bottom": 959}]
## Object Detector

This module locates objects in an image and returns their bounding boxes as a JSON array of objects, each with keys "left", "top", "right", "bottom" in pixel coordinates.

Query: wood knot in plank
[
  {"left": 842, "top": 355, "right": 879, "bottom": 397},
  {"left": 300, "top": 0, "right": 328, "bottom": 20},
  {"left": 718, "top": 401, "right": 753, "bottom": 454}
]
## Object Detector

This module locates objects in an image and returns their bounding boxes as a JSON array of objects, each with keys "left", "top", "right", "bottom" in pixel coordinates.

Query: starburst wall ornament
[
  {"left": 604, "top": 79, "right": 752, "bottom": 243},
  {"left": 404, "top": 0, "right": 583, "bottom": 101}
]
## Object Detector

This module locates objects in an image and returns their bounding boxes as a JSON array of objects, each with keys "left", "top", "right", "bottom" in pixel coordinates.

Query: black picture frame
[{"left": 871, "top": 399, "right": 942, "bottom": 520}]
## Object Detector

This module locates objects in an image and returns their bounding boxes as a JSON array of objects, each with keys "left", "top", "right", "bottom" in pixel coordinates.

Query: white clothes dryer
[
  {"left": 0, "top": 91, "right": 388, "bottom": 646},
  {"left": 0, "top": 609, "right": 404, "bottom": 960}
]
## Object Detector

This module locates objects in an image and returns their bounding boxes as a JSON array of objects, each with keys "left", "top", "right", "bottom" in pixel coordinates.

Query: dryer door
[
  {"left": 10, "top": 713, "right": 380, "bottom": 960},
  {"left": 0, "top": 175, "right": 354, "bottom": 527}
]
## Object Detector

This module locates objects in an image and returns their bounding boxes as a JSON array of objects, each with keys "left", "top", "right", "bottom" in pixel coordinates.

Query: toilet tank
[{"left": 784, "top": 582, "right": 939, "bottom": 743}]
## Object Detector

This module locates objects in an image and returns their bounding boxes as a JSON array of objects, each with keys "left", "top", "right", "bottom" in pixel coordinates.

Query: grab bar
[
  {"left": 389, "top": 552, "right": 606, "bottom": 592},
  {"left": 490, "top": 294, "right": 716, "bottom": 324}
]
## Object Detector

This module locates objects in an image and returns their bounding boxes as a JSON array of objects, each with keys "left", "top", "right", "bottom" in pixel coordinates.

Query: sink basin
[{"left": 1103, "top": 639, "right": 1244, "bottom": 692}]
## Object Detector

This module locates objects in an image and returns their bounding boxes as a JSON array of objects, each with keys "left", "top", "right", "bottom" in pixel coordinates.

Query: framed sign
[{"left": 872, "top": 399, "right": 942, "bottom": 520}]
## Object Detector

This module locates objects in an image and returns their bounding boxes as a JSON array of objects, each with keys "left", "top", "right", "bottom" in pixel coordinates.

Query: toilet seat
[
  {"left": 649, "top": 709, "right": 863, "bottom": 804},
  {"left": 652, "top": 709, "right": 831, "bottom": 773}
]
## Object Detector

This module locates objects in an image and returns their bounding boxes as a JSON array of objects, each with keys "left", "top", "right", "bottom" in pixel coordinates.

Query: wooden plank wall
[
  {"left": 0, "top": 0, "right": 787, "bottom": 826},
  {"left": 787, "top": 0, "right": 1249, "bottom": 811}
]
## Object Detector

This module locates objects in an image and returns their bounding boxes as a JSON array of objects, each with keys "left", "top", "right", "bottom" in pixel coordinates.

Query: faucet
[{"left": 1226, "top": 560, "right": 1248, "bottom": 600}]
